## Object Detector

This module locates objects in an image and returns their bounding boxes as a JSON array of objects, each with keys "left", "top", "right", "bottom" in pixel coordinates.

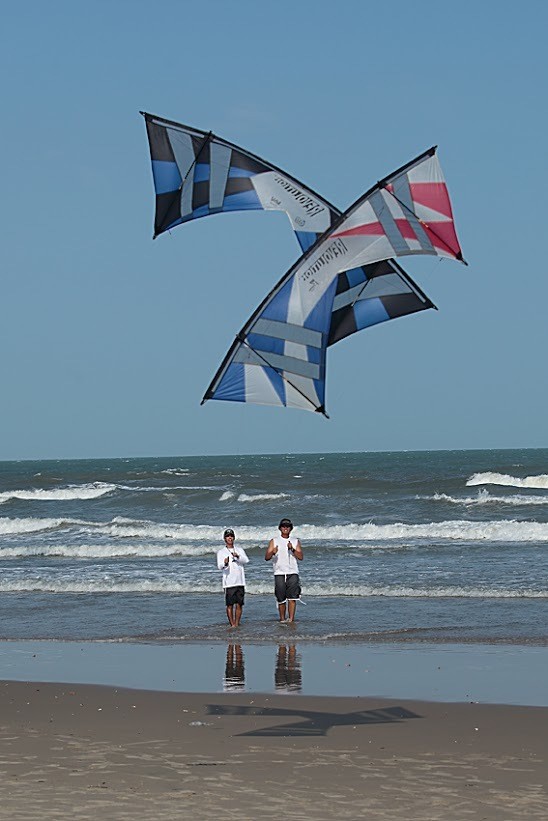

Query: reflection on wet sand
[
  {"left": 222, "top": 643, "right": 302, "bottom": 693},
  {"left": 224, "top": 644, "right": 245, "bottom": 691},
  {"left": 275, "top": 644, "right": 302, "bottom": 692}
]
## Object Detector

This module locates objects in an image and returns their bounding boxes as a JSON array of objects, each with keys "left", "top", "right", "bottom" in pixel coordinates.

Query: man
[
  {"left": 217, "top": 529, "right": 249, "bottom": 627},
  {"left": 265, "top": 518, "right": 303, "bottom": 623}
]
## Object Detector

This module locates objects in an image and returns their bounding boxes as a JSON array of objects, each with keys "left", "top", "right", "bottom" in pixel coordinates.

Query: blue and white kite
[
  {"left": 142, "top": 112, "right": 435, "bottom": 349},
  {"left": 202, "top": 147, "right": 466, "bottom": 416}
]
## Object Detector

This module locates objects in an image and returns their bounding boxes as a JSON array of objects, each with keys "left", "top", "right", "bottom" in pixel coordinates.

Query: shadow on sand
[{"left": 206, "top": 702, "right": 421, "bottom": 737}]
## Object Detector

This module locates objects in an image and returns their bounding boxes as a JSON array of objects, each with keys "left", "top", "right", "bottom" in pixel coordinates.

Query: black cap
[
  {"left": 279, "top": 518, "right": 293, "bottom": 529},
  {"left": 224, "top": 528, "right": 235, "bottom": 538}
]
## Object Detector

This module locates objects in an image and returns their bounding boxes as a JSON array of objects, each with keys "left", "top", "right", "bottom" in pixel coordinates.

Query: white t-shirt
[
  {"left": 217, "top": 545, "right": 249, "bottom": 588},
  {"left": 270, "top": 534, "right": 301, "bottom": 575}
]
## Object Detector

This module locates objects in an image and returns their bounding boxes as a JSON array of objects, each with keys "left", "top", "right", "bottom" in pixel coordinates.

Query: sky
[{"left": 1, "top": 0, "right": 547, "bottom": 460}]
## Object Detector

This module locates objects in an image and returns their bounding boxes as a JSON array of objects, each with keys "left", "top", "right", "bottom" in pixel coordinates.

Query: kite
[
  {"left": 202, "top": 147, "right": 465, "bottom": 416},
  {"left": 141, "top": 112, "right": 435, "bottom": 347}
]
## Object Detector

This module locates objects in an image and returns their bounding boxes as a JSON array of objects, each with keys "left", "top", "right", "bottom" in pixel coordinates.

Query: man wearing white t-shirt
[
  {"left": 217, "top": 529, "right": 249, "bottom": 627},
  {"left": 265, "top": 518, "right": 303, "bottom": 623}
]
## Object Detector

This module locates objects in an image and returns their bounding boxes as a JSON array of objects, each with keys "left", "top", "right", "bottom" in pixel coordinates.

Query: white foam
[
  {"left": 86, "top": 516, "right": 548, "bottom": 543},
  {"left": 219, "top": 491, "right": 235, "bottom": 501},
  {"left": 467, "top": 472, "right": 548, "bottom": 490},
  {"left": 0, "top": 578, "right": 544, "bottom": 598},
  {"left": 237, "top": 493, "right": 289, "bottom": 502},
  {"left": 279, "top": 583, "right": 548, "bottom": 599},
  {"left": 427, "top": 490, "right": 548, "bottom": 506},
  {"left": 0, "top": 543, "right": 212, "bottom": 559},
  {"left": 0, "top": 483, "right": 116, "bottom": 503},
  {"left": 116, "top": 484, "right": 222, "bottom": 493},
  {"left": 0, "top": 517, "right": 80, "bottom": 535},
  {"left": 4, "top": 515, "right": 548, "bottom": 544}
]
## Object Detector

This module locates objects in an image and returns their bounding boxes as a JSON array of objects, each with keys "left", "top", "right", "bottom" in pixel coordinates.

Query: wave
[
  {"left": 0, "top": 543, "right": 212, "bottom": 559},
  {"left": 467, "top": 472, "right": 548, "bottom": 490},
  {"left": 3, "top": 514, "right": 548, "bottom": 543},
  {"left": 0, "top": 483, "right": 116, "bottom": 503},
  {"left": 237, "top": 493, "right": 289, "bottom": 503},
  {"left": 0, "top": 578, "right": 545, "bottom": 597},
  {"left": 219, "top": 491, "right": 291, "bottom": 502},
  {"left": 97, "top": 517, "right": 548, "bottom": 543},
  {"left": 426, "top": 490, "right": 548, "bottom": 506},
  {"left": 116, "top": 484, "right": 223, "bottom": 493},
  {"left": 0, "top": 517, "right": 81, "bottom": 535},
  {"left": 0, "top": 482, "right": 226, "bottom": 505}
]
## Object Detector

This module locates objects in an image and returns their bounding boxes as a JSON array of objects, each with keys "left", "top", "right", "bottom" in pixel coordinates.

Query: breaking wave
[
  {"left": 427, "top": 490, "right": 548, "bottom": 506},
  {"left": 3, "top": 515, "right": 548, "bottom": 543},
  {"left": 0, "top": 483, "right": 116, "bottom": 503},
  {"left": 0, "top": 543, "right": 212, "bottom": 559},
  {"left": 0, "top": 482, "right": 224, "bottom": 505},
  {"left": 237, "top": 493, "right": 289, "bottom": 503},
  {"left": 0, "top": 578, "right": 544, "bottom": 597},
  {"left": 467, "top": 472, "right": 548, "bottom": 490},
  {"left": 0, "top": 517, "right": 82, "bottom": 535}
]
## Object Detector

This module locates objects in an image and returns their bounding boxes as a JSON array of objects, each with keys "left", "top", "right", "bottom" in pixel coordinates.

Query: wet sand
[{"left": 0, "top": 680, "right": 546, "bottom": 820}]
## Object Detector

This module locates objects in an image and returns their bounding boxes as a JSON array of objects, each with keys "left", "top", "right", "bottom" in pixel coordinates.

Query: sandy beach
[{"left": 0, "top": 679, "right": 546, "bottom": 820}]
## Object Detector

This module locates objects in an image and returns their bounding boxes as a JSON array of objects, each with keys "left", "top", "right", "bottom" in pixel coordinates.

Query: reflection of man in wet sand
[
  {"left": 275, "top": 644, "right": 302, "bottom": 692},
  {"left": 224, "top": 644, "right": 245, "bottom": 691},
  {"left": 265, "top": 518, "right": 303, "bottom": 623}
]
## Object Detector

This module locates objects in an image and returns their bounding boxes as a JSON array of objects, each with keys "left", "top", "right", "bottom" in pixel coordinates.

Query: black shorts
[
  {"left": 225, "top": 586, "right": 245, "bottom": 607},
  {"left": 274, "top": 574, "right": 301, "bottom": 603}
]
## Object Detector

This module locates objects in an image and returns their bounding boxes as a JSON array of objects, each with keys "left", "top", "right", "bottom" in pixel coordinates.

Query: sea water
[{"left": 0, "top": 449, "right": 546, "bottom": 645}]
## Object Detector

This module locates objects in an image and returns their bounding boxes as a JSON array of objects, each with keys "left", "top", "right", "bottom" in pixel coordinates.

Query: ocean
[{"left": 0, "top": 449, "right": 546, "bottom": 645}]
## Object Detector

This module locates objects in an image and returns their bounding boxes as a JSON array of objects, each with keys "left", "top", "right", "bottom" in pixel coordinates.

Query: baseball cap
[
  {"left": 278, "top": 518, "right": 293, "bottom": 528},
  {"left": 224, "top": 528, "right": 235, "bottom": 538}
]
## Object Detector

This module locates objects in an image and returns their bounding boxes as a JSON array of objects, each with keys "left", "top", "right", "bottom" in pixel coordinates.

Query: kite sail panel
[
  {"left": 203, "top": 147, "right": 465, "bottom": 416},
  {"left": 331, "top": 148, "right": 465, "bottom": 267},
  {"left": 328, "top": 259, "right": 434, "bottom": 345},
  {"left": 141, "top": 111, "right": 333, "bottom": 241},
  {"left": 142, "top": 112, "right": 437, "bottom": 349}
]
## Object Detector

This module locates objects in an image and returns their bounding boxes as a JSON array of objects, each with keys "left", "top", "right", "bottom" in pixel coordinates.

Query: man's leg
[
  {"left": 234, "top": 603, "right": 243, "bottom": 626},
  {"left": 275, "top": 576, "right": 287, "bottom": 621},
  {"left": 286, "top": 576, "right": 301, "bottom": 623},
  {"left": 287, "top": 599, "right": 297, "bottom": 622},
  {"left": 226, "top": 605, "right": 235, "bottom": 626}
]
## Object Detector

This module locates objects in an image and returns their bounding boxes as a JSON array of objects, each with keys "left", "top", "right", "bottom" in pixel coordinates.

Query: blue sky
[{"left": 1, "top": 0, "right": 546, "bottom": 459}]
